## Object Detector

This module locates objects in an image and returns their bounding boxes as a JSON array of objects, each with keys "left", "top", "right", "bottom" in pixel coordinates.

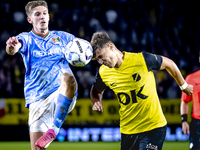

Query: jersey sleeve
[
  {"left": 142, "top": 52, "right": 163, "bottom": 71},
  {"left": 59, "top": 31, "right": 75, "bottom": 54},
  {"left": 16, "top": 33, "right": 28, "bottom": 54},
  {"left": 61, "top": 31, "right": 75, "bottom": 44},
  {"left": 93, "top": 71, "right": 107, "bottom": 91},
  {"left": 181, "top": 76, "right": 192, "bottom": 102}
]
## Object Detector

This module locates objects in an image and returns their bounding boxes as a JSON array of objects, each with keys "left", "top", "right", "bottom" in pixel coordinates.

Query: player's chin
[
  {"left": 107, "top": 66, "right": 113, "bottom": 68},
  {"left": 106, "top": 64, "right": 114, "bottom": 68},
  {"left": 40, "top": 26, "right": 48, "bottom": 30}
]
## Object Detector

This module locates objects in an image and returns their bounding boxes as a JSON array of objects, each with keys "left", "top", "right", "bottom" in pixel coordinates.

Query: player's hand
[
  {"left": 92, "top": 101, "right": 104, "bottom": 112},
  {"left": 182, "top": 121, "right": 190, "bottom": 135},
  {"left": 183, "top": 84, "right": 193, "bottom": 96},
  {"left": 6, "top": 36, "right": 20, "bottom": 47},
  {"left": 6, "top": 36, "right": 22, "bottom": 55}
]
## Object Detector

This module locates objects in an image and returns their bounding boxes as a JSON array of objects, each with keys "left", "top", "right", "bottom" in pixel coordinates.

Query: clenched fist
[{"left": 6, "top": 36, "right": 22, "bottom": 55}]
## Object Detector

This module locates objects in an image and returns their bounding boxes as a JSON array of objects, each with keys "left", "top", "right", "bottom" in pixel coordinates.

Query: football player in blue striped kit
[{"left": 6, "top": 1, "right": 78, "bottom": 149}]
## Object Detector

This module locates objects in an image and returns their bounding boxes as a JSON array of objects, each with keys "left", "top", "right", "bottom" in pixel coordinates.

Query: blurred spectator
[
  {"left": 105, "top": 9, "right": 118, "bottom": 25},
  {"left": 13, "top": 11, "right": 26, "bottom": 25},
  {"left": 106, "top": 28, "right": 118, "bottom": 44},
  {"left": 76, "top": 70, "right": 94, "bottom": 98},
  {"left": 89, "top": 16, "right": 102, "bottom": 32},
  {"left": 166, "top": 82, "right": 179, "bottom": 99}
]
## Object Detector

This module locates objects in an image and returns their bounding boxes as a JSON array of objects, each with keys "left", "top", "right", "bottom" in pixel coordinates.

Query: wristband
[
  {"left": 180, "top": 82, "right": 188, "bottom": 90},
  {"left": 181, "top": 114, "right": 187, "bottom": 123}
]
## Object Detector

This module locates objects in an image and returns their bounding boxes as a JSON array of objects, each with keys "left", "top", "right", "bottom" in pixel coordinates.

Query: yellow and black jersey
[{"left": 93, "top": 52, "right": 167, "bottom": 134}]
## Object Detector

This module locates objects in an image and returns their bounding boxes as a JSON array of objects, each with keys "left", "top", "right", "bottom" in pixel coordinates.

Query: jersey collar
[
  {"left": 31, "top": 29, "right": 50, "bottom": 39},
  {"left": 113, "top": 52, "right": 126, "bottom": 71}
]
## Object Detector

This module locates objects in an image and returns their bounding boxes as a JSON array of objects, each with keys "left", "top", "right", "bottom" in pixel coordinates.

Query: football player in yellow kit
[{"left": 90, "top": 32, "right": 193, "bottom": 150}]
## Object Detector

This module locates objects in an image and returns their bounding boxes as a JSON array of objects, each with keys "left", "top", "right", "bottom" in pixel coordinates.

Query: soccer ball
[{"left": 65, "top": 38, "right": 93, "bottom": 67}]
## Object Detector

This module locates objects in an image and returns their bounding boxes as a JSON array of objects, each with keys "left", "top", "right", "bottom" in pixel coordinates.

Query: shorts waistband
[{"left": 192, "top": 117, "right": 200, "bottom": 125}]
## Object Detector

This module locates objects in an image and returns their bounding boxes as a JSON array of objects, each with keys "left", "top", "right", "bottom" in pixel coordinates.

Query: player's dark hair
[
  {"left": 25, "top": 0, "right": 48, "bottom": 17},
  {"left": 90, "top": 32, "right": 112, "bottom": 59}
]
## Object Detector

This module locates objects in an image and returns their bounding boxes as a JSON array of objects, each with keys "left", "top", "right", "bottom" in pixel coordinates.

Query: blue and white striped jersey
[{"left": 17, "top": 29, "right": 75, "bottom": 108}]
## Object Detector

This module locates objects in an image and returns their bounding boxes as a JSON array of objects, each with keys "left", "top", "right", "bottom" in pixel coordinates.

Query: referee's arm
[{"left": 180, "top": 101, "right": 190, "bottom": 135}]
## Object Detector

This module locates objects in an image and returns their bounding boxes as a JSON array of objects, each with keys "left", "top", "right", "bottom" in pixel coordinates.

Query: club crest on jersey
[
  {"left": 132, "top": 73, "right": 141, "bottom": 82},
  {"left": 52, "top": 37, "right": 61, "bottom": 43}
]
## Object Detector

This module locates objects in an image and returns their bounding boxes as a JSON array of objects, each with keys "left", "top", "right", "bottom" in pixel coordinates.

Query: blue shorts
[
  {"left": 189, "top": 118, "right": 200, "bottom": 150},
  {"left": 121, "top": 125, "right": 167, "bottom": 150}
]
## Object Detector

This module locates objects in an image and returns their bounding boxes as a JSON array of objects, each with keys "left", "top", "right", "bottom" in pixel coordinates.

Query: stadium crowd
[{"left": 0, "top": 0, "right": 199, "bottom": 99}]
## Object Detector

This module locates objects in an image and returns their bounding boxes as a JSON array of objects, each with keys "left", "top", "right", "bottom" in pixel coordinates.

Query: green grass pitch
[{"left": 0, "top": 141, "right": 189, "bottom": 150}]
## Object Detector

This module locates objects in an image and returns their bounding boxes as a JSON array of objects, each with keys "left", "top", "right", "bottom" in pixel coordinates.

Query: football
[{"left": 65, "top": 38, "right": 93, "bottom": 67}]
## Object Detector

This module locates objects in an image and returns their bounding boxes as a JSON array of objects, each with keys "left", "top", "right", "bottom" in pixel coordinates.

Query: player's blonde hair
[
  {"left": 90, "top": 32, "right": 112, "bottom": 59},
  {"left": 25, "top": 0, "right": 48, "bottom": 17}
]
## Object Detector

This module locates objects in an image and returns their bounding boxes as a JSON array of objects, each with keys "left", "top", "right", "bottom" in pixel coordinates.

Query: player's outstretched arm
[
  {"left": 6, "top": 36, "right": 22, "bottom": 55},
  {"left": 160, "top": 56, "right": 193, "bottom": 96},
  {"left": 90, "top": 85, "right": 104, "bottom": 112}
]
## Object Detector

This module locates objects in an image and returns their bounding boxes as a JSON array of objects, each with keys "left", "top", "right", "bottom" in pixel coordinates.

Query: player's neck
[
  {"left": 33, "top": 27, "right": 49, "bottom": 36},
  {"left": 114, "top": 50, "right": 124, "bottom": 68}
]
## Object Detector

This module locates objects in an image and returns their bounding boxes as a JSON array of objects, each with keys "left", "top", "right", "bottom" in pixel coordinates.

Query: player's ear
[
  {"left": 27, "top": 16, "right": 33, "bottom": 24},
  {"left": 48, "top": 14, "right": 50, "bottom": 21},
  {"left": 109, "top": 43, "right": 114, "bottom": 51}
]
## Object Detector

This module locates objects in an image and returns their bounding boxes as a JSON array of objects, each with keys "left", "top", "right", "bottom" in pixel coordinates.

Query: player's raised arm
[
  {"left": 160, "top": 56, "right": 193, "bottom": 96},
  {"left": 6, "top": 36, "right": 22, "bottom": 55}
]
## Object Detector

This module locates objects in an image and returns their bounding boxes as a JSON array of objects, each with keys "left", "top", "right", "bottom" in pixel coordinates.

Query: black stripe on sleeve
[
  {"left": 93, "top": 71, "right": 107, "bottom": 91},
  {"left": 142, "top": 52, "right": 163, "bottom": 71}
]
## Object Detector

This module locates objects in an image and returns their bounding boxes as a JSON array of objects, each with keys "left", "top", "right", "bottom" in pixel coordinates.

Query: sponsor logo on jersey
[{"left": 33, "top": 47, "right": 62, "bottom": 57}]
